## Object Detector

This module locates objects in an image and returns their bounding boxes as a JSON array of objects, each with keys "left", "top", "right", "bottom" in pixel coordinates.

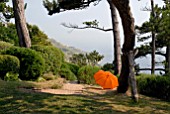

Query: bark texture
[
  {"left": 107, "top": 0, "right": 121, "bottom": 75},
  {"left": 128, "top": 50, "right": 138, "bottom": 102},
  {"left": 151, "top": 0, "right": 156, "bottom": 74},
  {"left": 165, "top": 44, "right": 170, "bottom": 75},
  {"left": 12, "top": 0, "right": 31, "bottom": 47},
  {"left": 112, "top": 0, "right": 137, "bottom": 96}
]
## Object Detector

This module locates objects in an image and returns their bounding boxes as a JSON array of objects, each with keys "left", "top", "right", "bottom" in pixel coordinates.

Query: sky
[{"left": 21, "top": 0, "right": 164, "bottom": 69}]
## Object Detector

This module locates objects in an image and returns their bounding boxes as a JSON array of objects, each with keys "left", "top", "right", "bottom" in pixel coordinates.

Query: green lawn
[{"left": 0, "top": 79, "right": 170, "bottom": 114}]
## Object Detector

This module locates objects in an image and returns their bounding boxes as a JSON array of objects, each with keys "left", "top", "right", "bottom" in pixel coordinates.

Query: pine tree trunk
[
  {"left": 112, "top": 0, "right": 138, "bottom": 101},
  {"left": 107, "top": 0, "right": 121, "bottom": 75},
  {"left": 12, "top": 0, "right": 31, "bottom": 48},
  {"left": 165, "top": 44, "right": 170, "bottom": 75},
  {"left": 151, "top": 0, "right": 155, "bottom": 74},
  {"left": 128, "top": 50, "right": 138, "bottom": 102}
]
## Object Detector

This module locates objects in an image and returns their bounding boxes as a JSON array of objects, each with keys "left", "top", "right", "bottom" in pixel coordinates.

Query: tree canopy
[
  {"left": 0, "top": 0, "right": 13, "bottom": 22},
  {"left": 43, "top": 0, "right": 101, "bottom": 15}
]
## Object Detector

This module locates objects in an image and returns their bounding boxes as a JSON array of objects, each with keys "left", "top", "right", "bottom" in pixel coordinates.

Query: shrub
[
  {"left": 102, "top": 63, "right": 114, "bottom": 71},
  {"left": 137, "top": 74, "right": 170, "bottom": 101},
  {"left": 59, "top": 63, "right": 77, "bottom": 81},
  {"left": 31, "top": 45, "right": 64, "bottom": 75},
  {"left": 3, "top": 47, "right": 45, "bottom": 80},
  {"left": 77, "top": 65, "right": 101, "bottom": 84},
  {"left": 0, "top": 41, "right": 13, "bottom": 52},
  {"left": 60, "top": 69, "right": 77, "bottom": 81},
  {"left": 61, "top": 62, "right": 79, "bottom": 75},
  {"left": 42, "top": 73, "right": 57, "bottom": 81},
  {"left": 4, "top": 72, "right": 19, "bottom": 81},
  {"left": 0, "top": 55, "right": 20, "bottom": 80},
  {"left": 101, "top": 63, "right": 114, "bottom": 74}
]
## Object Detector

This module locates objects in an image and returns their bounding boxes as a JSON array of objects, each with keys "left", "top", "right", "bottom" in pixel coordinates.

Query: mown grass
[{"left": 0, "top": 79, "right": 170, "bottom": 114}]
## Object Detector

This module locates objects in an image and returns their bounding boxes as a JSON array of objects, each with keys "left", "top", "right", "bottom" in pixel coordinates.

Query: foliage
[
  {"left": 137, "top": 74, "right": 170, "bottom": 101},
  {"left": 59, "top": 68, "right": 77, "bottom": 81},
  {"left": 2, "top": 46, "right": 45, "bottom": 80},
  {"left": 136, "top": 2, "right": 170, "bottom": 47},
  {"left": 31, "top": 45, "right": 64, "bottom": 75},
  {"left": 27, "top": 24, "right": 52, "bottom": 46},
  {"left": 0, "top": 0, "right": 13, "bottom": 22},
  {"left": 42, "top": 73, "right": 57, "bottom": 81},
  {"left": 0, "top": 54, "right": 20, "bottom": 80},
  {"left": 0, "top": 41, "right": 13, "bottom": 51},
  {"left": 83, "top": 20, "right": 99, "bottom": 27},
  {"left": 70, "top": 53, "right": 87, "bottom": 67},
  {"left": 102, "top": 63, "right": 114, "bottom": 71},
  {"left": 4, "top": 72, "right": 19, "bottom": 81},
  {"left": 77, "top": 65, "right": 100, "bottom": 84},
  {"left": 0, "top": 22, "right": 52, "bottom": 46},
  {"left": 59, "top": 62, "right": 77, "bottom": 81},
  {"left": 135, "top": 2, "right": 170, "bottom": 74},
  {"left": 86, "top": 50, "right": 104, "bottom": 66},
  {"left": 64, "top": 62, "right": 80, "bottom": 76},
  {"left": 69, "top": 50, "right": 104, "bottom": 67},
  {"left": 0, "top": 23, "right": 18, "bottom": 45},
  {"left": 43, "top": 0, "right": 101, "bottom": 15}
]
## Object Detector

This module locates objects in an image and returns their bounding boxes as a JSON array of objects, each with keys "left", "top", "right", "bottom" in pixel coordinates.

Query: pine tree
[{"left": 136, "top": 1, "right": 170, "bottom": 75}]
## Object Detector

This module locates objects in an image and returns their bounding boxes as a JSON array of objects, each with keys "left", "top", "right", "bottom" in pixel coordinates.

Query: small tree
[
  {"left": 86, "top": 50, "right": 104, "bottom": 66},
  {"left": 136, "top": 1, "right": 170, "bottom": 75},
  {"left": 69, "top": 53, "right": 87, "bottom": 67},
  {"left": 69, "top": 50, "right": 104, "bottom": 67}
]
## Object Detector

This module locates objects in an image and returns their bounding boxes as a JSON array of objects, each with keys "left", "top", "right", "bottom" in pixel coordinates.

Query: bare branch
[
  {"left": 138, "top": 68, "right": 165, "bottom": 71},
  {"left": 141, "top": 6, "right": 151, "bottom": 11},
  {"left": 61, "top": 23, "right": 113, "bottom": 32}
]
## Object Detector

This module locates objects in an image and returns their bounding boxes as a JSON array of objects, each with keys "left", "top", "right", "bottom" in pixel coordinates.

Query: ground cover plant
[{"left": 0, "top": 79, "right": 170, "bottom": 114}]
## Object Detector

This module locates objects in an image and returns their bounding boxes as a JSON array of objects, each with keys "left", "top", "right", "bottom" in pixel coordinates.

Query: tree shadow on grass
[{"left": 0, "top": 80, "right": 170, "bottom": 114}]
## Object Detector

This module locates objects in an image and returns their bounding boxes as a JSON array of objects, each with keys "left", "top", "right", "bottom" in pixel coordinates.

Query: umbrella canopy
[{"left": 94, "top": 70, "right": 119, "bottom": 89}]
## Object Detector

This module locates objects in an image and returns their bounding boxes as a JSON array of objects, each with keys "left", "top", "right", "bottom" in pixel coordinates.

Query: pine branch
[{"left": 61, "top": 23, "right": 113, "bottom": 32}]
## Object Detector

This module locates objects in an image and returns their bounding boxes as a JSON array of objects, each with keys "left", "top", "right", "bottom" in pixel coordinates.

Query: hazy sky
[{"left": 23, "top": 0, "right": 164, "bottom": 65}]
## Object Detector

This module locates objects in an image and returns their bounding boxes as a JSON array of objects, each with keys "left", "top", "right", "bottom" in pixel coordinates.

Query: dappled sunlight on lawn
[{"left": 0, "top": 79, "right": 170, "bottom": 114}]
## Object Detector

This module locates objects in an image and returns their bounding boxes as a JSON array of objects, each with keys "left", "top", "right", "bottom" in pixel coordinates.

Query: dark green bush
[
  {"left": 101, "top": 63, "right": 114, "bottom": 74},
  {"left": 0, "top": 23, "right": 18, "bottom": 46},
  {"left": 59, "top": 62, "right": 77, "bottom": 81},
  {"left": 63, "top": 62, "right": 79, "bottom": 76},
  {"left": 0, "top": 55, "right": 20, "bottom": 80},
  {"left": 31, "top": 45, "right": 64, "bottom": 75},
  {"left": 137, "top": 74, "right": 170, "bottom": 101},
  {"left": 102, "top": 63, "right": 114, "bottom": 71},
  {"left": 77, "top": 65, "right": 101, "bottom": 84},
  {"left": 3, "top": 47, "right": 45, "bottom": 80}
]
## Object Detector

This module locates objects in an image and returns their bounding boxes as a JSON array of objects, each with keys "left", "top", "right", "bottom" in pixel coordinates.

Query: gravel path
[{"left": 38, "top": 82, "right": 117, "bottom": 95}]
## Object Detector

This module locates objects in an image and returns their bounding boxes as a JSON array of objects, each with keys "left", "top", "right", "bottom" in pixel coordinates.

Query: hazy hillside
[{"left": 50, "top": 39, "right": 86, "bottom": 61}]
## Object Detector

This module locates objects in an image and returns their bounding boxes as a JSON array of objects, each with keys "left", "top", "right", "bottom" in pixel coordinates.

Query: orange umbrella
[{"left": 94, "top": 70, "right": 119, "bottom": 89}]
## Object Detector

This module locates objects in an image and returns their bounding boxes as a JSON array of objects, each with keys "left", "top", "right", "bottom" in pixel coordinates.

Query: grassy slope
[{"left": 0, "top": 80, "right": 170, "bottom": 114}]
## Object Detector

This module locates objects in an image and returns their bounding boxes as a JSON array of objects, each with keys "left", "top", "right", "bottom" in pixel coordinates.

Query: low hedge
[
  {"left": 0, "top": 55, "right": 20, "bottom": 80},
  {"left": 3, "top": 47, "right": 45, "bottom": 80},
  {"left": 77, "top": 65, "right": 101, "bottom": 84},
  {"left": 137, "top": 74, "right": 170, "bottom": 101}
]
